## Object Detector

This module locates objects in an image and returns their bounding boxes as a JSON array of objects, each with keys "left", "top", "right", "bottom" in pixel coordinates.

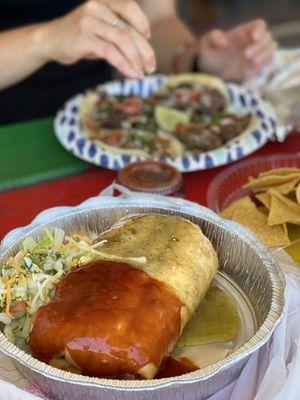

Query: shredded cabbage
[{"left": 0, "top": 229, "right": 99, "bottom": 347}]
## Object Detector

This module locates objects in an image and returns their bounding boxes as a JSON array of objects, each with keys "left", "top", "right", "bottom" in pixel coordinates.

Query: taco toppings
[{"left": 80, "top": 74, "right": 256, "bottom": 158}]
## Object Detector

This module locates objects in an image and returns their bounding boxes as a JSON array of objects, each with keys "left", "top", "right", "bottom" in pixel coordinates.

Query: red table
[{"left": 0, "top": 131, "right": 299, "bottom": 241}]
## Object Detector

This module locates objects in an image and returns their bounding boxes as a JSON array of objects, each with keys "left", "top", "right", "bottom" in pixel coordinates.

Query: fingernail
[
  {"left": 146, "top": 63, "right": 155, "bottom": 74},
  {"left": 146, "top": 29, "right": 151, "bottom": 39},
  {"left": 129, "top": 72, "right": 139, "bottom": 79},
  {"left": 133, "top": 65, "right": 143, "bottom": 76},
  {"left": 126, "top": 67, "right": 140, "bottom": 79}
]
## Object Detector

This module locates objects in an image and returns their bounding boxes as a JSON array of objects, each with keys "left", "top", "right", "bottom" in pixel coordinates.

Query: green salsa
[{"left": 177, "top": 286, "right": 240, "bottom": 346}]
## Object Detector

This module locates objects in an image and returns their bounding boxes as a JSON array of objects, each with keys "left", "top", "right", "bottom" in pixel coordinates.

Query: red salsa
[{"left": 117, "top": 160, "right": 184, "bottom": 197}]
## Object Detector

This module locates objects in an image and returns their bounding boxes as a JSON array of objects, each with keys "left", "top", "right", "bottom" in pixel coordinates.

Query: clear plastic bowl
[{"left": 207, "top": 152, "right": 300, "bottom": 213}]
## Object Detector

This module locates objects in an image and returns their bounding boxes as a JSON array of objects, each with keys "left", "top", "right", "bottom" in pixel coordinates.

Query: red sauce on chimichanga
[
  {"left": 156, "top": 356, "right": 198, "bottom": 378},
  {"left": 29, "top": 260, "right": 185, "bottom": 379}
]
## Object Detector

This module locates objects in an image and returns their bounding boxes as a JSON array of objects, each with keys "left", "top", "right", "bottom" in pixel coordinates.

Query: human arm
[
  {"left": 141, "top": 0, "right": 277, "bottom": 81},
  {"left": 140, "top": 0, "right": 196, "bottom": 73},
  {"left": 0, "top": 0, "right": 155, "bottom": 91}
]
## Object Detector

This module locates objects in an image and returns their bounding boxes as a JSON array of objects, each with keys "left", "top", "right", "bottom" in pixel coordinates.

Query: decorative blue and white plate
[{"left": 54, "top": 75, "right": 276, "bottom": 172}]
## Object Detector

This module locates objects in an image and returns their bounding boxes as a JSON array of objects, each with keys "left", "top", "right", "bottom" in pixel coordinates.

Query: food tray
[
  {"left": 0, "top": 195, "right": 285, "bottom": 400},
  {"left": 206, "top": 152, "right": 300, "bottom": 213}
]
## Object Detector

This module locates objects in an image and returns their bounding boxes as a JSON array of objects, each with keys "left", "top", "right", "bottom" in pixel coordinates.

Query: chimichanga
[{"left": 29, "top": 214, "right": 218, "bottom": 379}]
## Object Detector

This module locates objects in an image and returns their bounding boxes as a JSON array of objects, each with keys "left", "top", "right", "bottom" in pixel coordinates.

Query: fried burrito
[{"left": 29, "top": 214, "right": 218, "bottom": 379}]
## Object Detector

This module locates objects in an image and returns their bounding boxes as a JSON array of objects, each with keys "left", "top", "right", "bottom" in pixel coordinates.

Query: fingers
[
  {"left": 246, "top": 19, "right": 267, "bottom": 42},
  {"left": 206, "top": 29, "right": 229, "bottom": 49},
  {"left": 104, "top": 0, "right": 151, "bottom": 38},
  {"left": 230, "top": 18, "right": 276, "bottom": 71},
  {"left": 244, "top": 28, "right": 277, "bottom": 69},
  {"left": 78, "top": 1, "right": 155, "bottom": 77},
  {"left": 228, "top": 19, "right": 267, "bottom": 47},
  {"left": 251, "top": 40, "right": 277, "bottom": 67},
  {"left": 245, "top": 31, "right": 272, "bottom": 58},
  {"left": 120, "top": 21, "right": 156, "bottom": 74},
  {"left": 90, "top": 37, "right": 140, "bottom": 78},
  {"left": 86, "top": 18, "right": 145, "bottom": 77},
  {"left": 242, "top": 40, "right": 277, "bottom": 79},
  {"left": 85, "top": 1, "right": 119, "bottom": 26}
]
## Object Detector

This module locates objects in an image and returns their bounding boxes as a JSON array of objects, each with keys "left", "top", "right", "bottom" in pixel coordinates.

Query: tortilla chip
[
  {"left": 268, "top": 189, "right": 300, "bottom": 225},
  {"left": 283, "top": 223, "right": 288, "bottom": 236},
  {"left": 220, "top": 194, "right": 289, "bottom": 246},
  {"left": 255, "top": 192, "right": 271, "bottom": 209},
  {"left": 220, "top": 196, "right": 254, "bottom": 220},
  {"left": 296, "top": 183, "right": 300, "bottom": 204},
  {"left": 257, "top": 206, "right": 269, "bottom": 215},
  {"left": 259, "top": 168, "right": 300, "bottom": 178},
  {"left": 242, "top": 173, "right": 300, "bottom": 191},
  {"left": 231, "top": 204, "right": 290, "bottom": 247},
  {"left": 252, "top": 179, "right": 299, "bottom": 195},
  {"left": 271, "top": 179, "right": 299, "bottom": 194}
]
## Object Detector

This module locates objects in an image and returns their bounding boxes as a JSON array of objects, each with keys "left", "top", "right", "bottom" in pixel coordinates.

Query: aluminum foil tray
[{"left": 0, "top": 195, "right": 285, "bottom": 400}]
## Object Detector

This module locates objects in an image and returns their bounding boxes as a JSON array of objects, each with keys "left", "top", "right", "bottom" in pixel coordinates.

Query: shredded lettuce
[
  {"left": 32, "top": 236, "right": 52, "bottom": 251},
  {"left": 22, "top": 237, "right": 37, "bottom": 251},
  {"left": 0, "top": 229, "right": 98, "bottom": 347},
  {"left": 54, "top": 228, "right": 65, "bottom": 251}
]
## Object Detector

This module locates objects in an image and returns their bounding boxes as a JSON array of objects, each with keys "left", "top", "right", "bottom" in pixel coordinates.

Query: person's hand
[
  {"left": 38, "top": 0, "right": 156, "bottom": 78},
  {"left": 198, "top": 20, "right": 277, "bottom": 81}
]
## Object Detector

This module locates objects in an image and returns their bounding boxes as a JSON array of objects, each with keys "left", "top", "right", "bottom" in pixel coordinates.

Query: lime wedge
[{"left": 155, "top": 105, "right": 190, "bottom": 132}]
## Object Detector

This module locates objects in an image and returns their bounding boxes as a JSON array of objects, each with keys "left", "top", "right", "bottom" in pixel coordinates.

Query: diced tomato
[
  {"left": 189, "top": 90, "right": 200, "bottom": 101},
  {"left": 115, "top": 97, "right": 140, "bottom": 115},
  {"left": 154, "top": 136, "right": 169, "bottom": 151},
  {"left": 9, "top": 300, "right": 27, "bottom": 315}
]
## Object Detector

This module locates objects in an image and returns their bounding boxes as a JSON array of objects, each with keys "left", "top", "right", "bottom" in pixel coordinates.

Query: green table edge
[{"left": 0, "top": 117, "right": 88, "bottom": 191}]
